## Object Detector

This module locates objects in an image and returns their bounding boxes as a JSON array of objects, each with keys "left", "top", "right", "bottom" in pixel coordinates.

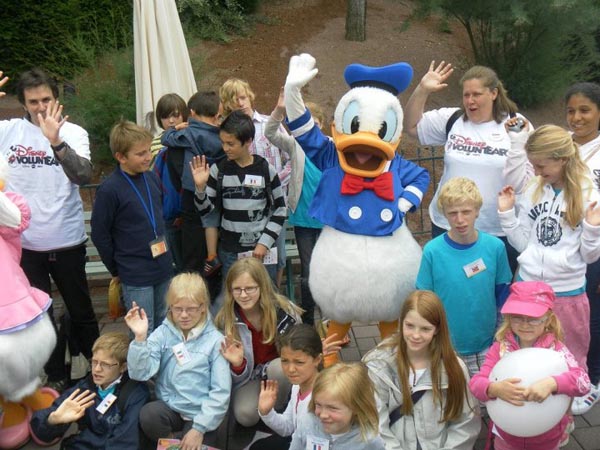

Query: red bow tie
[{"left": 340, "top": 172, "right": 394, "bottom": 201}]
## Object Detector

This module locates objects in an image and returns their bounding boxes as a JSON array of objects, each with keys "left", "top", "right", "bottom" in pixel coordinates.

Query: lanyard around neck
[{"left": 120, "top": 169, "right": 157, "bottom": 238}]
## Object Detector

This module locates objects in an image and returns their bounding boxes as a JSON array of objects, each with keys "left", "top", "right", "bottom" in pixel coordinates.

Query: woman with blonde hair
[
  {"left": 215, "top": 257, "right": 301, "bottom": 427},
  {"left": 363, "top": 290, "right": 480, "bottom": 450},
  {"left": 289, "top": 362, "right": 385, "bottom": 449}
]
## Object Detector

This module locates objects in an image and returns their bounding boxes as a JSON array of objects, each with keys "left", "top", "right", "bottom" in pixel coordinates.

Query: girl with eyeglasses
[
  {"left": 470, "top": 281, "right": 590, "bottom": 449},
  {"left": 214, "top": 257, "right": 302, "bottom": 427},
  {"left": 125, "top": 272, "right": 231, "bottom": 450}
]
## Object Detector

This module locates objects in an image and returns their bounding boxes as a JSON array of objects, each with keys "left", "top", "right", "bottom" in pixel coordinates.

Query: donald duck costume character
[{"left": 284, "top": 54, "right": 429, "bottom": 365}]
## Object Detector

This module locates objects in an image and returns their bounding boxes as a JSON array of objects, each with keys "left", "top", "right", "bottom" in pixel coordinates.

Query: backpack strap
[
  {"left": 445, "top": 109, "right": 464, "bottom": 138},
  {"left": 388, "top": 389, "right": 426, "bottom": 427},
  {"left": 259, "top": 156, "right": 274, "bottom": 210},
  {"left": 445, "top": 109, "right": 516, "bottom": 138}
]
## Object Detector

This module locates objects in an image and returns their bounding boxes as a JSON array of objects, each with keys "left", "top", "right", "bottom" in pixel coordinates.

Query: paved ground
[{"left": 19, "top": 287, "right": 600, "bottom": 450}]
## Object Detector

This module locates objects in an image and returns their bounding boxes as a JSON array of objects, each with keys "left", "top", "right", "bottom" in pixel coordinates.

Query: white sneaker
[{"left": 572, "top": 383, "right": 600, "bottom": 415}]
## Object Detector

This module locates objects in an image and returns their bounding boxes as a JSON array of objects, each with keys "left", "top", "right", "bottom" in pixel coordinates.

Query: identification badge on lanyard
[{"left": 149, "top": 236, "right": 168, "bottom": 258}]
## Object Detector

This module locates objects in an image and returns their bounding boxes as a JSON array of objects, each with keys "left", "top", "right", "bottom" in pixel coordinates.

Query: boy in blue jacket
[{"left": 30, "top": 332, "right": 149, "bottom": 449}]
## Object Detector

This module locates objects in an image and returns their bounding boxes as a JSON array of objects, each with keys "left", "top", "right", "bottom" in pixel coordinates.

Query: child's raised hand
[
  {"left": 498, "top": 185, "right": 516, "bottom": 212},
  {"left": 419, "top": 61, "right": 453, "bottom": 93},
  {"left": 585, "top": 201, "right": 600, "bottom": 227},
  {"left": 47, "top": 388, "right": 96, "bottom": 425},
  {"left": 322, "top": 333, "right": 344, "bottom": 356},
  {"left": 190, "top": 155, "right": 210, "bottom": 192},
  {"left": 258, "top": 379, "right": 279, "bottom": 415},
  {"left": 220, "top": 334, "right": 245, "bottom": 367},
  {"left": 488, "top": 378, "right": 526, "bottom": 406},
  {"left": 523, "top": 376, "right": 557, "bottom": 403},
  {"left": 180, "top": 428, "right": 204, "bottom": 450},
  {"left": 124, "top": 301, "right": 148, "bottom": 341}
]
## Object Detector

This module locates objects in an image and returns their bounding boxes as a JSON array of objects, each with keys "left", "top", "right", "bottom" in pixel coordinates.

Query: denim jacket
[{"left": 128, "top": 318, "right": 231, "bottom": 433}]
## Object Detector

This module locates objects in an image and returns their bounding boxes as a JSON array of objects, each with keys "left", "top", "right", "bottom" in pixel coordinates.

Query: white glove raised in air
[{"left": 284, "top": 54, "right": 319, "bottom": 122}]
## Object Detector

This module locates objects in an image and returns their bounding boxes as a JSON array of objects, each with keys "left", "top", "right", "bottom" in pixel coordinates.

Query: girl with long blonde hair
[{"left": 215, "top": 257, "right": 301, "bottom": 427}]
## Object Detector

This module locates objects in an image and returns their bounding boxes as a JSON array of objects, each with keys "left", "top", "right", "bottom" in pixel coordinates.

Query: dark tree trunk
[{"left": 346, "top": 0, "right": 366, "bottom": 41}]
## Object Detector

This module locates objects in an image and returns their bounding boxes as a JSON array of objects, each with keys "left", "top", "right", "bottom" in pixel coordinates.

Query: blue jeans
[
  {"left": 294, "top": 226, "right": 321, "bottom": 325},
  {"left": 587, "top": 259, "right": 600, "bottom": 385},
  {"left": 122, "top": 279, "right": 171, "bottom": 333}
]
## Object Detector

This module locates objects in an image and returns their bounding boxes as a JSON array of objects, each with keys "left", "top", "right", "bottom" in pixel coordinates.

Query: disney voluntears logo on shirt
[
  {"left": 7, "top": 144, "right": 60, "bottom": 168},
  {"left": 447, "top": 134, "right": 508, "bottom": 156}
]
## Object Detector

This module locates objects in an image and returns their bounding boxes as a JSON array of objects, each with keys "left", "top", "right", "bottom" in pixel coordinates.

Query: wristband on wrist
[{"left": 51, "top": 142, "right": 67, "bottom": 152}]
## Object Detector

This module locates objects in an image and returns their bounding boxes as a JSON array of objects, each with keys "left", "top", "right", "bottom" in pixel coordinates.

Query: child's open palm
[
  {"left": 220, "top": 334, "right": 245, "bottom": 367},
  {"left": 258, "top": 379, "right": 279, "bottom": 415},
  {"left": 498, "top": 186, "right": 516, "bottom": 212},
  {"left": 125, "top": 301, "right": 148, "bottom": 341},
  {"left": 190, "top": 155, "right": 210, "bottom": 191},
  {"left": 48, "top": 389, "right": 96, "bottom": 425}
]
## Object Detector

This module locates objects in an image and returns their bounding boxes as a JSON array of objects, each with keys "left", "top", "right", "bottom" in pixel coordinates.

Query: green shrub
[
  {"left": 64, "top": 49, "right": 136, "bottom": 165},
  {"left": 176, "top": 0, "right": 250, "bottom": 42},
  {"left": 411, "top": 0, "right": 600, "bottom": 107},
  {"left": 0, "top": 0, "right": 132, "bottom": 87}
]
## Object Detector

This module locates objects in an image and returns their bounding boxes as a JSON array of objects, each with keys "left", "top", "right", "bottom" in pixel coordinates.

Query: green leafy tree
[{"left": 412, "top": 0, "right": 600, "bottom": 106}]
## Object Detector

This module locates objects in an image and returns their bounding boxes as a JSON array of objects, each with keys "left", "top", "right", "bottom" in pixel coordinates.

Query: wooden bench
[
  {"left": 83, "top": 210, "right": 111, "bottom": 283},
  {"left": 284, "top": 222, "right": 300, "bottom": 302}
]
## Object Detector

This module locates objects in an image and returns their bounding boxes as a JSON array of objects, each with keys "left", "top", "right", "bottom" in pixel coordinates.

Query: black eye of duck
[
  {"left": 378, "top": 122, "right": 387, "bottom": 139},
  {"left": 351, "top": 116, "right": 360, "bottom": 134}
]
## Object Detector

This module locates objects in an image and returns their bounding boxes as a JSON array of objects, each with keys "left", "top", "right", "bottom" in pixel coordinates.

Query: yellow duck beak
[{"left": 331, "top": 124, "right": 400, "bottom": 178}]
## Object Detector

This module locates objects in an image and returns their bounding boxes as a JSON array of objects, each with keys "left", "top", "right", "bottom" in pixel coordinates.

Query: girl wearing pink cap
[{"left": 470, "top": 281, "right": 590, "bottom": 449}]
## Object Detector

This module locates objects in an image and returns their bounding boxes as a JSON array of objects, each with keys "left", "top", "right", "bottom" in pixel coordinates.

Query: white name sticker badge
[
  {"left": 306, "top": 435, "right": 330, "bottom": 450},
  {"left": 463, "top": 257, "right": 487, "bottom": 278},
  {"left": 96, "top": 393, "right": 117, "bottom": 415}
]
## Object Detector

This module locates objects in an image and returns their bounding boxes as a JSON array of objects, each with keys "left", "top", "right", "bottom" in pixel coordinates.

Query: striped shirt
[{"left": 194, "top": 155, "right": 286, "bottom": 252}]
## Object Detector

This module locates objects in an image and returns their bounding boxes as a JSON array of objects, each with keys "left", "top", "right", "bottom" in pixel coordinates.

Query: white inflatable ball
[{"left": 486, "top": 347, "right": 570, "bottom": 437}]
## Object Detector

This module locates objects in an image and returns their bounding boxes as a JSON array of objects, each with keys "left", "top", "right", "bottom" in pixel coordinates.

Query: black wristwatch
[{"left": 51, "top": 141, "right": 67, "bottom": 152}]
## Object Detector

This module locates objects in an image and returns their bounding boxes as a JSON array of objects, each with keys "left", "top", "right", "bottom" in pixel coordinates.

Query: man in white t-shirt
[{"left": 0, "top": 69, "right": 99, "bottom": 390}]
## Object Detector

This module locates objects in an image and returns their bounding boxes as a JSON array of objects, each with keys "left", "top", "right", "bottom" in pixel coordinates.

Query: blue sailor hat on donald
[{"left": 344, "top": 62, "right": 413, "bottom": 95}]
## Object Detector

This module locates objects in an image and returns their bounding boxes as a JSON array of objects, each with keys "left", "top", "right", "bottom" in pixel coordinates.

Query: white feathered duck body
[{"left": 284, "top": 54, "right": 430, "bottom": 327}]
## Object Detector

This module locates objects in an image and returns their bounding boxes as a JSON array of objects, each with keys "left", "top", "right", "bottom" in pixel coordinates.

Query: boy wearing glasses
[
  {"left": 91, "top": 120, "right": 173, "bottom": 333},
  {"left": 416, "top": 177, "right": 512, "bottom": 377},
  {"left": 30, "top": 333, "right": 149, "bottom": 449}
]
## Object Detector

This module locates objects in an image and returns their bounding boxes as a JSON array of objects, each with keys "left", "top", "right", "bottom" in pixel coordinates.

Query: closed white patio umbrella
[{"left": 133, "top": 0, "right": 197, "bottom": 133}]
